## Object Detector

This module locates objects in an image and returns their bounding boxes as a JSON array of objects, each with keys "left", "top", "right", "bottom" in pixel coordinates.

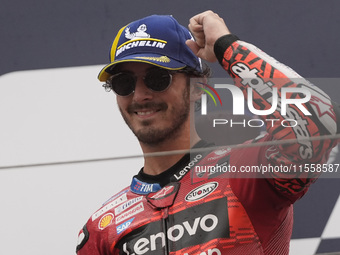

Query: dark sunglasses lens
[
  {"left": 144, "top": 69, "right": 171, "bottom": 92},
  {"left": 111, "top": 73, "right": 135, "bottom": 96}
]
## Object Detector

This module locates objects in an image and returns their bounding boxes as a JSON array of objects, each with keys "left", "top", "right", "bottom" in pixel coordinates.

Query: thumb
[
  {"left": 186, "top": 40, "right": 200, "bottom": 56},
  {"left": 186, "top": 39, "right": 217, "bottom": 62}
]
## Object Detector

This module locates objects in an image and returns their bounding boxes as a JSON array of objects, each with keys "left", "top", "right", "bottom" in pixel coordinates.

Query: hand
[{"left": 186, "top": 10, "right": 231, "bottom": 62}]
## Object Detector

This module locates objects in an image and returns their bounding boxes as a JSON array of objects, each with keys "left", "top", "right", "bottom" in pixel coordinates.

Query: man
[{"left": 77, "top": 11, "right": 339, "bottom": 254}]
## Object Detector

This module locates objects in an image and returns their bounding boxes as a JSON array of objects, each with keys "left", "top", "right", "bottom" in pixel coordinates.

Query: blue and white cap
[{"left": 98, "top": 15, "right": 202, "bottom": 81}]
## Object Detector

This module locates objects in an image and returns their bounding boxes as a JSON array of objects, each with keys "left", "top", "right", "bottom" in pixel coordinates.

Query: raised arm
[{"left": 188, "top": 10, "right": 340, "bottom": 199}]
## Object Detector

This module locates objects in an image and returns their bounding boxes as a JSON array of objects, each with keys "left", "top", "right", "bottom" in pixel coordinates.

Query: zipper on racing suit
[{"left": 162, "top": 207, "right": 170, "bottom": 255}]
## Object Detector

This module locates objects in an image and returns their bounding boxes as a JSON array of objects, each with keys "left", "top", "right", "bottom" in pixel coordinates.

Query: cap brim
[{"left": 98, "top": 53, "right": 186, "bottom": 81}]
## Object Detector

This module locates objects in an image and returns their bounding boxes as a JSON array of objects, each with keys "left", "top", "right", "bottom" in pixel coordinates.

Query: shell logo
[{"left": 98, "top": 213, "right": 114, "bottom": 230}]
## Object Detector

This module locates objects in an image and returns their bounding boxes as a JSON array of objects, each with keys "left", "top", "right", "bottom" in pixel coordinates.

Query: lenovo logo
[
  {"left": 122, "top": 214, "right": 218, "bottom": 254},
  {"left": 118, "top": 198, "right": 229, "bottom": 254}
]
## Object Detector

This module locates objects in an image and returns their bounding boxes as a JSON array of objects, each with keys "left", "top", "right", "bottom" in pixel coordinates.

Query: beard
[{"left": 119, "top": 87, "right": 190, "bottom": 145}]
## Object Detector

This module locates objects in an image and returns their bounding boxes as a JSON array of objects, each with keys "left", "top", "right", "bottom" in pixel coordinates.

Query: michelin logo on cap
[
  {"left": 115, "top": 24, "right": 167, "bottom": 57},
  {"left": 98, "top": 15, "right": 203, "bottom": 82},
  {"left": 125, "top": 24, "right": 150, "bottom": 39}
]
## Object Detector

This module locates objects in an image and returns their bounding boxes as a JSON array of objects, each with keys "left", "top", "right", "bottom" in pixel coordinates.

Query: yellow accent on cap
[
  {"left": 110, "top": 25, "right": 128, "bottom": 62},
  {"left": 133, "top": 56, "right": 170, "bottom": 63},
  {"left": 97, "top": 58, "right": 185, "bottom": 82}
]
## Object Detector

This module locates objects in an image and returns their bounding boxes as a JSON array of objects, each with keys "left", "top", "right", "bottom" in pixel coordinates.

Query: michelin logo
[
  {"left": 125, "top": 24, "right": 150, "bottom": 39},
  {"left": 116, "top": 24, "right": 167, "bottom": 57}
]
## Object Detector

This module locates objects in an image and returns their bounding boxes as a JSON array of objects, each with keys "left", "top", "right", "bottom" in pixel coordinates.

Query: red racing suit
[{"left": 76, "top": 35, "right": 340, "bottom": 255}]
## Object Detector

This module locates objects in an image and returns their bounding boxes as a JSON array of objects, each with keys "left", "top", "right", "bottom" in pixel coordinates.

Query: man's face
[{"left": 115, "top": 62, "right": 190, "bottom": 145}]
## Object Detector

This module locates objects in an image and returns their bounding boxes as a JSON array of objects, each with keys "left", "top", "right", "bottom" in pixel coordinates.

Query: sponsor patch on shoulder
[
  {"left": 115, "top": 196, "right": 143, "bottom": 215},
  {"left": 116, "top": 217, "right": 135, "bottom": 234},
  {"left": 116, "top": 202, "right": 144, "bottom": 224},
  {"left": 92, "top": 193, "right": 127, "bottom": 221},
  {"left": 102, "top": 189, "right": 129, "bottom": 205},
  {"left": 98, "top": 213, "right": 114, "bottom": 230}
]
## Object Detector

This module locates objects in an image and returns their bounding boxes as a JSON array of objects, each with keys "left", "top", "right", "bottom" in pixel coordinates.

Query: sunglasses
[{"left": 107, "top": 68, "right": 176, "bottom": 96}]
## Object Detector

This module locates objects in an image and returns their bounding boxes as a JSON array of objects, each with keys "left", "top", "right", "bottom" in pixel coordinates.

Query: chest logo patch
[{"left": 185, "top": 182, "right": 219, "bottom": 202}]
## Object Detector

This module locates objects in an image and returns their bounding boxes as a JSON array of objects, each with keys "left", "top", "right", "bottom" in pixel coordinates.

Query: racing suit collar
[{"left": 136, "top": 140, "right": 212, "bottom": 187}]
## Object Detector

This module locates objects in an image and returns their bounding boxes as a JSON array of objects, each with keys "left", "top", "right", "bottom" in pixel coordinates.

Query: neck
[{"left": 140, "top": 125, "right": 201, "bottom": 175}]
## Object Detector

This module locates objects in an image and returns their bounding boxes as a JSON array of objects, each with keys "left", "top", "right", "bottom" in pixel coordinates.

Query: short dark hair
[{"left": 179, "top": 62, "right": 212, "bottom": 78}]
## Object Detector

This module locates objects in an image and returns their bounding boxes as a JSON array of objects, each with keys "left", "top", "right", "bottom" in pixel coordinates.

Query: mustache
[{"left": 127, "top": 102, "right": 168, "bottom": 113}]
